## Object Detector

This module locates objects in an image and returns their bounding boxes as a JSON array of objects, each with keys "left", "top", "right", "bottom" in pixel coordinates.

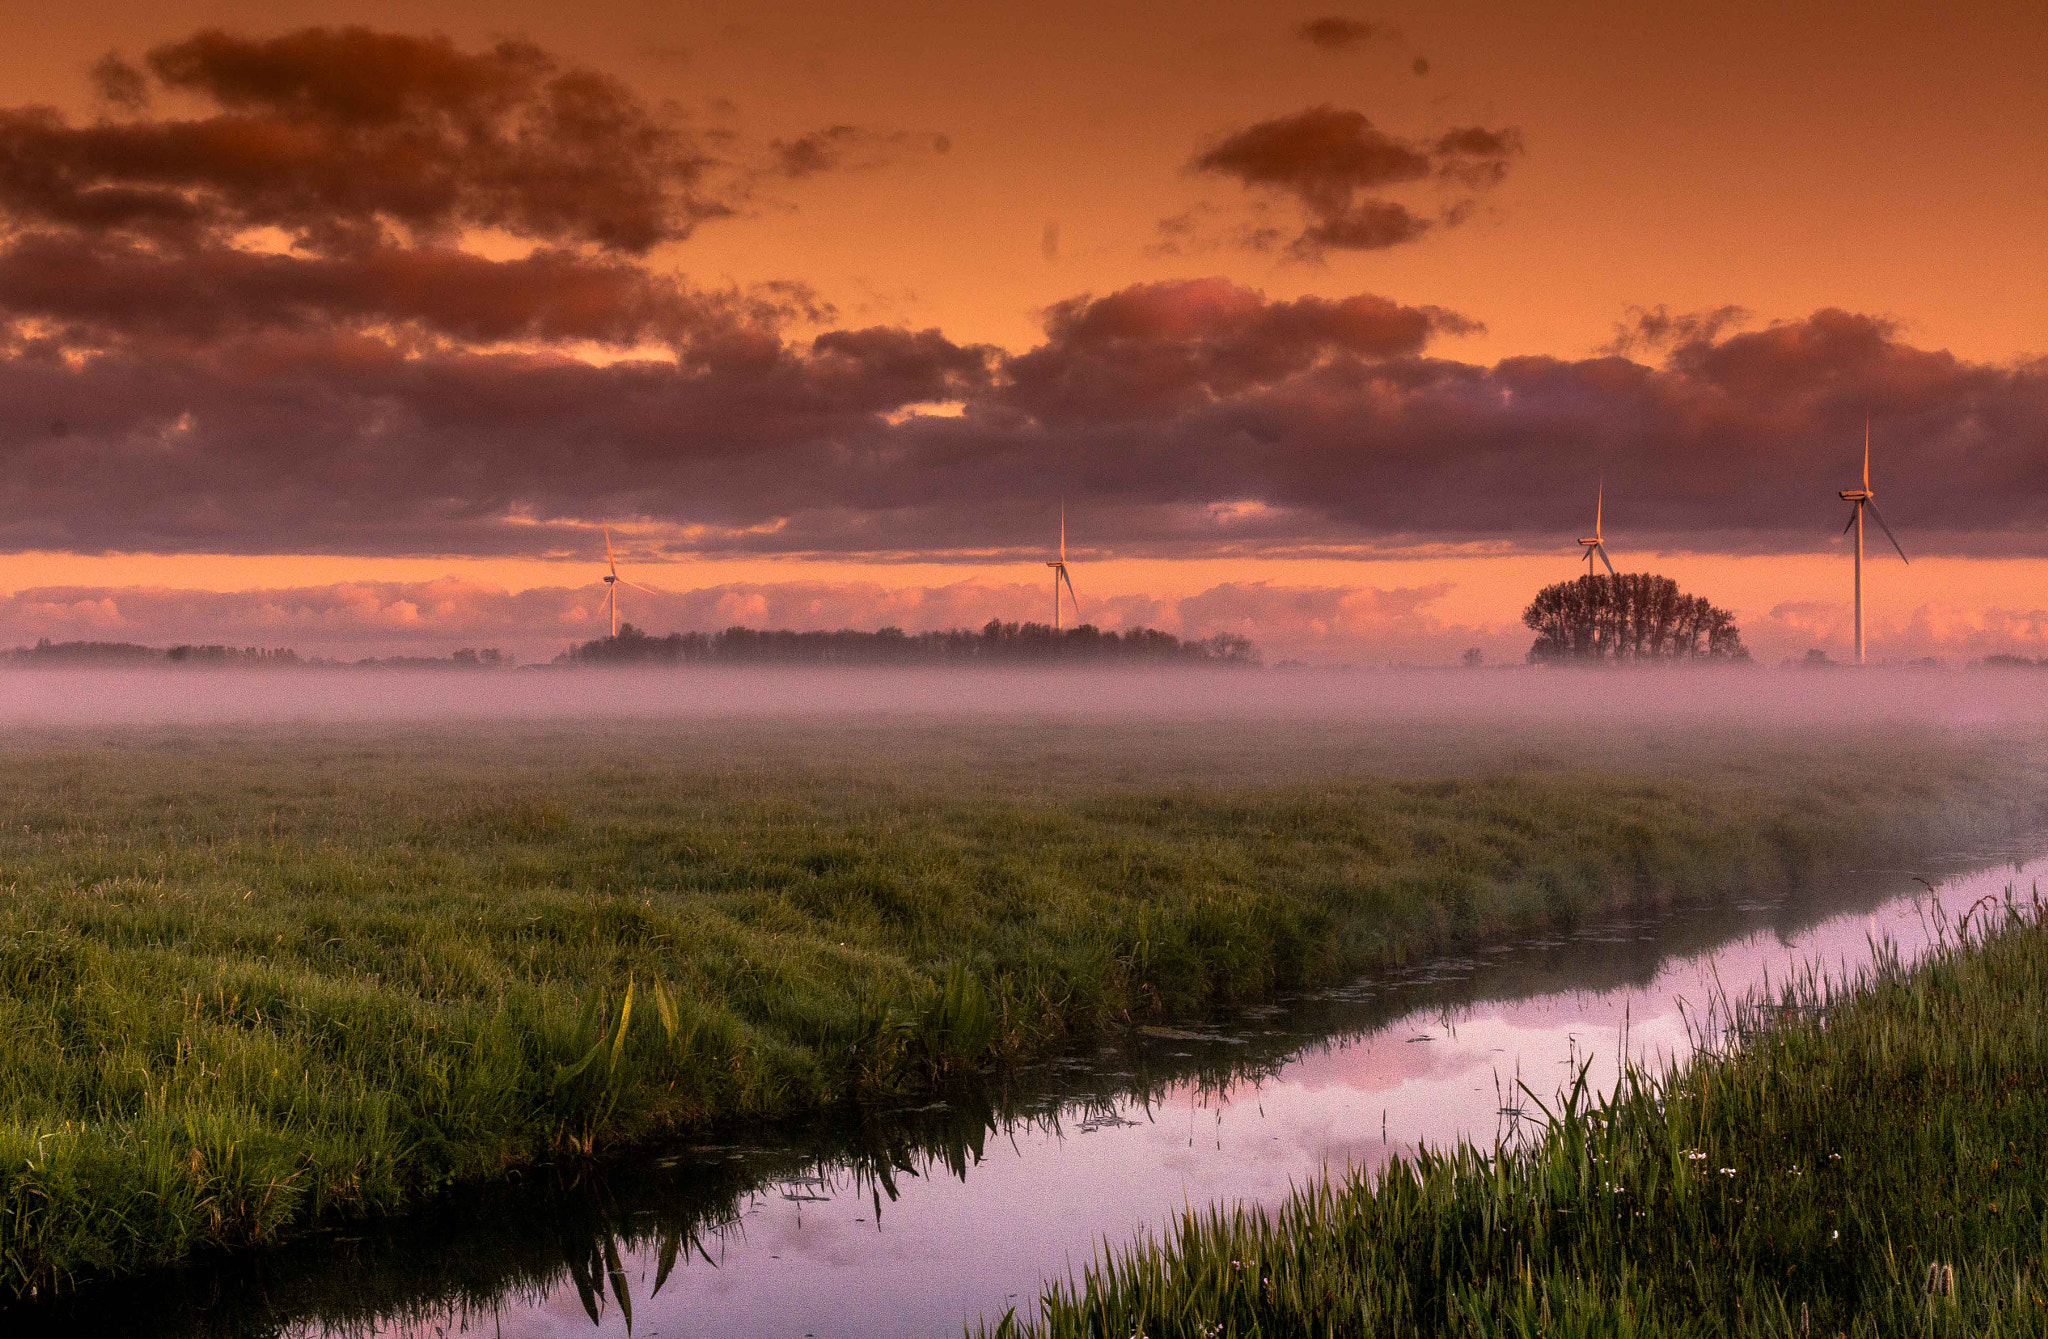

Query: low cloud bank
[
  {"left": 4, "top": 576, "right": 2046, "bottom": 667},
  {"left": 0, "top": 576, "right": 1485, "bottom": 665}
]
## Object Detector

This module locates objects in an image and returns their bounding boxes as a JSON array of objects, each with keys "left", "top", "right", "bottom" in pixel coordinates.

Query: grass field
[
  {"left": 1007, "top": 890, "right": 2048, "bottom": 1338},
  {"left": 0, "top": 712, "right": 2043, "bottom": 1296}
]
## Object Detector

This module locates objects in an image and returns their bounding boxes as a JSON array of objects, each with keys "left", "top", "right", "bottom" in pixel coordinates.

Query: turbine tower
[
  {"left": 1836, "top": 420, "right": 1909, "bottom": 664},
  {"left": 1577, "top": 480, "right": 1617, "bottom": 578},
  {"left": 1045, "top": 501, "right": 1079, "bottom": 631},
  {"left": 599, "top": 525, "right": 660, "bottom": 639}
]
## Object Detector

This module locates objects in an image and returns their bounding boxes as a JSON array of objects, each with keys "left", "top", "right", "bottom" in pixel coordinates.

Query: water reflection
[{"left": 10, "top": 846, "right": 2043, "bottom": 1339}]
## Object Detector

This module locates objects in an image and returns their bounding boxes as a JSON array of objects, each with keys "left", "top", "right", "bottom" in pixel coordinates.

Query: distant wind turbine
[
  {"left": 1577, "top": 480, "right": 1617, "bottom": 578},
  {"left": 1046, "top": 502, "right": 1080, "bottom": 631},
  {"left": 1837, "top": 419, "right": 1908, "bottom": 665},
  {"left": 598, "top": 525, "right": 661, "bottom": 638}
]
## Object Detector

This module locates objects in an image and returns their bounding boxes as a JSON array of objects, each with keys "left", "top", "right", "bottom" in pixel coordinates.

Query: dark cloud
[
  {"left": 5, "top": 260, "right": 2040, "bottom": 562},
  {"left": 89, "top": 54, "right": 151, "bottom": 110},
  {"left": 8, "top": 26, "right": 927, "bottom": 258},
  {"left": 1187, "top": 106, "right": 1522, "bottom": 257},
  {"left": 1433, "top": 126, "right": 1525, "bottom": 188},
  {"left": 1005, "top": 278, "right": 1475, "bottom": 421},
  {"left": 0, "top": 36, "right": 2037, "bottom": 567},
  {"left": 1294, "top": 17, "right": 1395, "bottom": 51},
  {"left": 1599, "top": 304, "right": 1753, "bottom": 357},
  {"left": 2, "top": 28, "right": 724, "bottom": 255},
  {"left": 769, "top": 125, "right": 951, "bottom": 179},
  {"left": 0, "top": 232, "right": 811, "bottom": 354}
]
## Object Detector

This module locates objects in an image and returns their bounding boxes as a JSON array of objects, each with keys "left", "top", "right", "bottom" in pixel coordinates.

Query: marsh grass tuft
[{"left": 1008, "top": 889, "right": 2048, "bottom": 1337}]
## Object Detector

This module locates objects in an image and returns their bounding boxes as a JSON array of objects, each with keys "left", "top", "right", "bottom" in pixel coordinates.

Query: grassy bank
[
  {"left": 0, "top": 717, "right": 2042, "bottom": 1295},
  {"left": 1009, "top": 894, "right": 2048, "bottom": 1338}
]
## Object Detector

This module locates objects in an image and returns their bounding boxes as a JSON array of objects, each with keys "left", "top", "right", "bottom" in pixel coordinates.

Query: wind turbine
[
  {"left": 1836, "top": 419, "right": 1908, "bottom": 665},
  {"left": 1577, "top": 479, "right": 1617, "bottom": 578},
  {"left": 598, "top": 525, "right": 661, "bottom": 639},
  {"left": 1045, "top": 501, "right": 1079, "bottom": 631}
]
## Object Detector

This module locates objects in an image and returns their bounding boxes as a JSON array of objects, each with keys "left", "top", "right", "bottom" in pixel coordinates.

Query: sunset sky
[{"left": 0, "top": 0, "right": 2042, "bottom": 663}]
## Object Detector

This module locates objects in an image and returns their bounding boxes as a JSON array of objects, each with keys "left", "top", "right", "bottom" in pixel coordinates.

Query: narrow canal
[{"left": 18, "top": 842, "right": 2045, "bottom": 1339}]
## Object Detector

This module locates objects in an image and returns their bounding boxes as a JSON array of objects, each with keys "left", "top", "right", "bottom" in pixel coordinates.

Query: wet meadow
[{"left": 0, "top": 680, "right": 2044, "bottom": 1303}]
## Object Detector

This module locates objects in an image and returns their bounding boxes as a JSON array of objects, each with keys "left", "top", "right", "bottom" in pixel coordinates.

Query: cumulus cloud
[
  {"left": 1185, "top": 106, "right": 1522, "bottom": 257},
  {"left": 1756, "top": 600, "right": 2048, "bottom": 664},
  {"left": 0, "top": 576, "right": 1514, "bottom": 664},
  {"left": 0, "top": 28, "right": 734, "bottom": 254},
  {"left": 1599, "top": 304, "right": 1753, "bottom": 357},
  {"left": 9, "top": 574, "right": 2048, "bottom": 666},
  {"left": 1003, "top": 278, "right": 1478, "bottom": 422},
  {"left": 0, "top": 25, "right": 925, "bottom": 361}
]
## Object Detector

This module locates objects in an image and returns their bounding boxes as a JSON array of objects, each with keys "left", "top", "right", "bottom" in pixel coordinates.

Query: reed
[{"left": 1008, "top": 891, "right": 2048, "bottom": 1337}]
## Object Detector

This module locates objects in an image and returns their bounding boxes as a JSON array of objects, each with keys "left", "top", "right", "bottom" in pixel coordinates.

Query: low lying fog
[{"left": 0, "top": 665, "right": 2040, "bottom": 731}]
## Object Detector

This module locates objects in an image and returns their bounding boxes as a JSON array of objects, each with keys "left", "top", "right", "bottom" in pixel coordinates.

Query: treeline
[
  {"left": 2, "top": 639, "right": 304, "bottom": 666},
  {"left": 1, "top": 639, "right": 511, "bottom": 668},
  {"left": 1523, "top": 573, "right": 1750, "bottom": 663},
  {"left": 557, "top": 620, "right": 1261, "bottom": 667}
]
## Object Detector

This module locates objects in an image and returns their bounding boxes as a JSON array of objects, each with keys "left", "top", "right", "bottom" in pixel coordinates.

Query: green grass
[
  {"left": 0, "top": 715, "right": 2042, "bottom": 1297},
  {"left": 1006, "top": 894, "right": 2048, "bottom": 1338}
]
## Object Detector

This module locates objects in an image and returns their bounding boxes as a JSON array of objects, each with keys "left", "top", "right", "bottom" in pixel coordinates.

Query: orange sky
[
  {"left": 7, "top": 0, "right": 2034, "bottom": 363},
  {"left": 0, "top": 0, "right": 2042, "bottom": 662}
]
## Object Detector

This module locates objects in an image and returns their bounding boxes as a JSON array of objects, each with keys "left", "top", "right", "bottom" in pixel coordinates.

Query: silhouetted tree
[
  {"left": 1522, "top": 574, "right": 1748, "bottom": 664},
  {"left": 555, "top": 622, "right": 1260, "bottom": 667}
]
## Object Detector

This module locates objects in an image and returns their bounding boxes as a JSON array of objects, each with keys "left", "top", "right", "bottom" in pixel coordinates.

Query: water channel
[{"left": 15, "top": 842, "right": 2046, "bottom": 1339}]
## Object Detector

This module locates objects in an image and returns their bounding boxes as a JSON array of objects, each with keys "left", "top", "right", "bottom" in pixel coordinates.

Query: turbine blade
[
  {"left": 604, "top": 525, "right": 617, "bottom": 575},
  {"left": 1863, "top": 417, "right": 1871, "bottom": 492},
  {"left": 1594, "top": 477, "right": 1603, "bottom": 540},
  {"left": 1841, "top": 509, "right": 1858, "bottom": 536},
  {"left": 1866, "top": 500, "right": 1909, "bottom": 564},
  {"left": 1060, "top": 565, "right": 1079, "bottom": 616},
  {"left": 618, "top": 578, "right": 662, "bottom": 594},
  {"left": 1597, "top": 544, "right": 1617, "bottom": 578},
  {"left": 1059, "top": 498, "right": 1067, "bottom": 565}
]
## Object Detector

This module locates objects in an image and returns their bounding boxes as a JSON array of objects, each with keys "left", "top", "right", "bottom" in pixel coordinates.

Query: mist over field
[{"left": 0, "top": 665, "right": 2040, "bottom": 735}]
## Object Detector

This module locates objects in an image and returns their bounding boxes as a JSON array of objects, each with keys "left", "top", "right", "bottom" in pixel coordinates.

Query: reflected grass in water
[
  {"left": 1, "top": 852, "right": 2024, "bottom": 1338},
  {"left": 1013, "top": 893, "right": 2048, "bottom": 1337},
  {"left": 0, "top": 719, "right": 2043, "bottom": 1298}
]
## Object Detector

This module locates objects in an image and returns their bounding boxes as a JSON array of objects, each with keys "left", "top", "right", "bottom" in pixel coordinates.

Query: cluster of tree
[
  {"left": 320, "top": 648, "right": 514, "bottom": 669},
  {"left": 558, "top": 621, "right": 1261, "bottom": 667},
  {"left": 1522, "top": 574, "right": 1750, "bottom": 664},
  {"left": 0, "top": 640, "right": 513, "bottom": 668},
  {"left": 167, "top": 644, "right": 302, "bottom": 665},
  {"left": 2, "top": 638, "right": 301, "bottom": 665}
]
